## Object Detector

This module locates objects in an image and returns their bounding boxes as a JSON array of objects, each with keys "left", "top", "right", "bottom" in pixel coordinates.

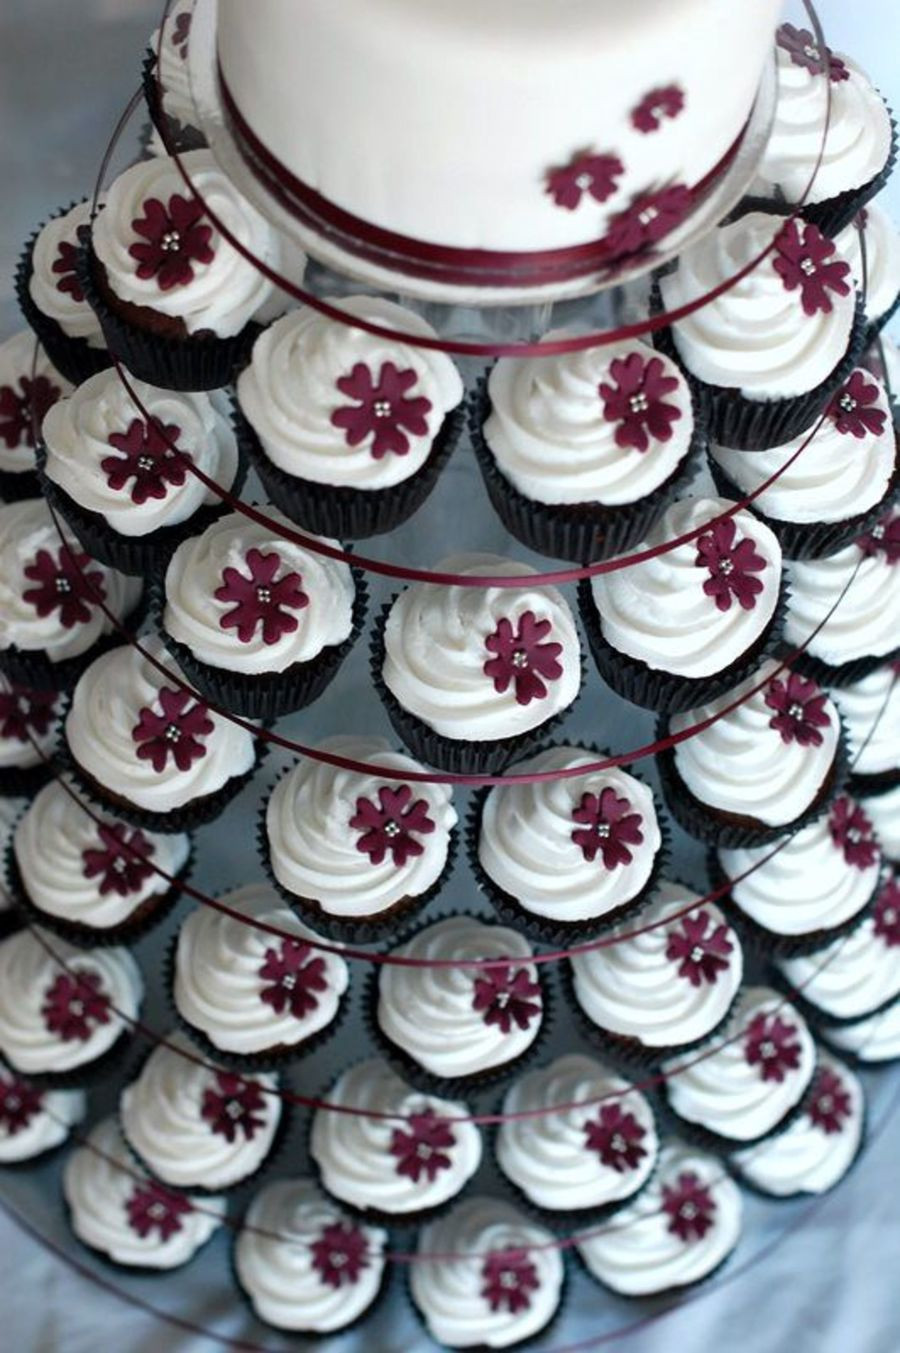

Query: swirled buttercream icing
[
  {"left": 860, "top": 786, "right": 900, "bottom": 861},
  {"left": 836, "top": 202, "right": 900, "bottom": 326},
  {"left": 28, "top": 201, "right": 106, "bottom": 346},
  {"left": 830, "top": 665, "right": 900, "bottom": 776},
  {"left": 0, "top": 330, "right": 71, "bottom": 473},
  {"left": 589, "top": 497, "right": 782, "bottom": 678},
  {"left": 826, "top": 996, "right": 900, "bottom": 1062},
  {"left": 163, "top": 509, "right": 355, "bottom": 674},
  {"left": 478, "top": 745, "right": 662, "bottom": 922},
  {"left": 382, "top": 553, "right": 582, "bottom": 740},
  {"left": 148, "top": 0, "right": 203, "bottom": 139},
  {"left": 0, "top": 1058, "right": 85, "bottom": 1163}
]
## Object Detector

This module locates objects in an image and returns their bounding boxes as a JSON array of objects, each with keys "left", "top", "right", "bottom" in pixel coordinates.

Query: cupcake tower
[{"left": 0, "top": 8, "right": 898, "bottom": 1349}]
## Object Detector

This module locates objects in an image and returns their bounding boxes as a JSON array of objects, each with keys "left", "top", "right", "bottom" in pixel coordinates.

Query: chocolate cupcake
[
  {"left": 472, "top": 331, "right": 702, "bottom": 561},
  {"left": 822, "top": 995, "right": 900, "bottom": 1064},
  {"left": 831, "top": 663, "right": 900, "bottom": 794},
  {"left": 0, "top": 1058, "right": 85, "bottom": 1163},
  {"left": 0, "top": 679, "right": 62, "bottom": 796},
  {"left": 836, "top": 201, "right": 900, "bottom": 338},
  {"left": 581, "top": 496, "right": 784, "bottom": 714},
  {"left": 376, "top": 553, "right": 582, "bottom": 774},
  {"left": 160, "top": 508, "right": 362, "bottom": 720},
  {"left": 143, "top": 0, "right": 207, "bottom": 155},
  {"left": 309, "top": 1058, "right": 482, "bottom": 1223},
  {"left": 0, "top": 329, "right": 71, "bottom": 499},
  {"left": 236, "top": 296, "right": 464, "bottom": 539}
]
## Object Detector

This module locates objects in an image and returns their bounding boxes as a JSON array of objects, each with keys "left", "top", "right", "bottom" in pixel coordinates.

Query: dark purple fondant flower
[
  {"left": 126, "top": 1180, "right": 192, "bottom": 1241},
  {"left": 695, "top": 516, "right": 767, "bottom": 612},
  {"left": 772, "top": 219, "right": 852, "bottom": 316},
  {"left": 51, "top": 239, "right": 85, "bottom": 301},
  {"left": 101, "top": 417, "right": 188, "bottom": 504},
  {"left": 258, "top": 940, "right": 328, "bottom": 1019},
  {"left": 0, "top": 374, "right": 61, "bottom": 450},
  {"left": 598, "top": 352, "right": 682, "bottom": 452},
  {"left": 807, "top": 1067, "right": 853, "bottom": 1135},
  {"left": 571, "top": 787, "right": 645, "bottom": 868},
  {"left": 483, "top": 611, "right": 563, "bottom": 706},
  {"left": 349, "top": 785, "right": 435, "bottom": 868},
  {"left": 0, "top": 687, "right": 57, "bottom": 743},
  {"left": 171, "top": 9, "right": 192, "bottom": 59},
  {"left": 129, "top": 194, "right": 215, "bottom": 290},
  {"left": 665, "top": 911, "right": 734, "bottom": 987},
  {"left": 857, "top": 512, "right": 900, "bottom": 564},
  {"left": 873, "top": 876, "right": 900, "bottom": 947},
  {"left": 214, "top": 548, "right": 309, "bottom": 645},
  {"left": 81, "top": 823, "right": 156, "bottom": 897},
  {"left": 0, "top": 1072, "right": 43, "bottom": 1136},
  {"left": 331, "top": 362, "right": 432, "bottom": 459},
  {"left": 827, "top": 370, "right": 887, "bottom": 439},
  {"left": 631, "top": 86, "right": 685, "bottom": 133},
  {"left": 310, "top": 1221, "right": 370, "bottom": 1289},
  {"left": 389, "top": 1110, "right": 456, "bottom": 1183},
  {"left": 201, "top": 1072, "right": 267, "bottom": 1142},
  {"left": 131, "top": 687, "right": 214, "bottom": 774},
  {"left": 744, "top": 1012, "right": 802, "bottom": 1084},
  {"left": 777, "top": 23, "right": 849, "bottom": 82},
  {"left": 545, "top": 151, "right": 624, "bottom": 211},
  {"left": 22, "top": 545, "right": 106, "bottom": 629},
  {"left": 472, "top": 964, "right": 541, "bottom": 1034},
  {"left": 41, "top": 971, "right": 110, "bottom": 1043},
  {"left": 583, "top": 1102, "right": 648, "bottom": 1172},
  {"left": 829, "top": 796, "right": 879, "bottom": 870},
  {"left": 604, "top": 185, "right": 692, "bottom": 258},
  {"left": 764, "top": 672, "right": 832, "bottom": 747},
  {"left": 662, "top": 1171, "right": 717, "bottom": 1241},
  {"left": 481, "top": 1249, "right": 540, "bottom": 1315}
]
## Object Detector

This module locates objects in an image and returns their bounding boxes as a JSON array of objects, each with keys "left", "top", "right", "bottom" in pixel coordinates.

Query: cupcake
[
  {"left": 375, "top": 916, "right": 546, "bottom": 1093},
  {"left": 63, "top": 634, "right": 260, "bottom": 833},
  {"left": 172, "top": 882, "right": 349, "bottom": 1067},
  {"left": 859, "top": 785, "right": 900, "bottom": 861},
  {"left": 581, "top": 496, "right": 784, "bottom": 714},
  {"left": 823, "top": 995, "right": 900, "bottom": 1063},
  {"left": 472, "top": 745, "right": 664, "bottom": 940},
  {"left": 496, "top": 1053, "right": 659, "bottom": 1224},
  {"left": 0, "top": 678, "right": 62, "bottom": 796},
  {"left": 234, "top": 1178, "right": 389, "bottom": 1335},
  {"left": 716, "top": 794, "right": 882, "bottom": 955},
  {"left": 0, "top": 497, "right": 143, "bottom": 690},
  {"left": 660, "top": 661, "right": 844, "bottom": 848},
  {"left": 776, "top": 871, "right": 900, "bottom": 1025},
  {"left": 830, "top": 664, "right": 900, "bottom": 793},
  {"left": 16, "top": 202, "right": 109, "bottom": 384},
  {"left": 410, "top": 1197, "right": 565, "bottom": 1350},
  {"left": 39, "top": 370, "right": 245, "bottom": 577},
  {"left": 263, "top": 735, "right": 457, "bottom": 942},
  {"left": 83, "top": 150, "right": 279, "bottom": 390},
  {"left": 731, "top": 1053, "right": 864, "bottom": 1198},
  {"left": 309, "top": 1058, "right": 482, "bottom": 1222},
  {"left": 750, "top": 26, "right": 896, "bottom": 237},
  {"left": 784, "top": 510, "right": 900, "bottom": 685},
  {"left": 569, "top": 879, "right": 744, "bottom": 1063},
  {"left": 658, "top": 211, "right": 861, "bottom": 449},
  {"left": 836, "top": 202, "right": 900, "bottom": 337},
  {"left": 0, "top": 329, "right": 71, "bottom": 499},
  {"left": 64, "top": 1116, "right": 226, "bottom": 1270},
  {"left": 576, "top": 1141, "right": 742, "bottom": 1296},
  {"left": 120, "top": 1030, "right": 282, "bottom": 1193},
  {"left": 377, "top": 553, "right": 582, "bottom": 773},
  {"left": 662, "top": 986, "right": 816, "bottom": 1148},
  {"left": 708, "top": 366, "right": 899, "bottom": 560},
  {"left": 0, "top": 1058, "right": 85, "bottom": 1163},
  {"left": 472, "top": 331, "right": 701, "bottom": 562},
  {"left": 0, "top": 927, "right": 142, "bottom": 1085},
  {"left": 9, "top": 777, "right": 191, "bottom": 944},
  {"left": 143, "top": 0, "right": 206, "bottom": 155},
  {"left": 236, "top": 297, "right": 464, "bottom": 539},
  {"left": 160, "top": 508, "right": 362, "bottom": 720}
]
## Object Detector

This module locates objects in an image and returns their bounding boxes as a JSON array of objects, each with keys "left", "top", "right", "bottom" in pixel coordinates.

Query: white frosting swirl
[
  {"left": 13, "top": 778, "right": 190, "bottom": 929},
  {"left": 163, "top": 509, "right": 355, "bottom": 674},
  {"left": 411, "top": 1197, "right": 564, "bottom": 1350},
  {"left": 710, "top": 372, "right": 896, "bottom": 523},
  {"left": 753, "top": 49, "right": 893, "bottom": 205},
  {"left": 576, "top": 1141, "right": 742, "bottom": 1295},
  {"left": 0, "top": 1058, "right": 85, "bottom": 1162},
  {"left": 41, "top": 370, "right": 240, "bottom": 536},
  {"left": 0, "top": 678, "right": 62, "bottom": 770},
  {"left": 733, "top": 1053, "right": 864, "bottom": 1196},
  {"left": 0, "top": 927, "right": 142, "bottom": 1075},
  {"left": 478, "top": 746, "right": 662, "bottom": 922},
  {"left": 785, "top": 518, "right": 900, "bottom": 664},
  {"left": 660, "top": 212, "right": 857, "bottom": 398},
  {"left": 861, "top": 786, "right": 900, "bottom": 861},
  {"left": 590, "top": 497, "right": 782, "bottom": 678},
  {"left": 237, "top": 297, "right": 463, "bottom": 489},
  {"left": 719, "top": 813, "right": 880, "bottom": 937},
  {"left": 664, "top": 987, "right": 816, "bottom": 1142},
  {"left": 836, "top": 202, "right": 900, "bottom": 326},
  {"left": 570, "top": 881, "right": 743, "bottom": 1048},
  {"left": 497, "top": 1054, "right": 658, "bottom": 1211},
  {"left": 266, "top": 735, "right": 456, "bottom": 918},
  {"left": 149, "top": 0, "right": 202, "bottom": 138},
  {"left": 383, "top": 553, "right": 582, "bottom": 740},
  {"left": 309, "top": 1059, "right": 481, "bottom": 1215},
  {"left": 64, "top": 1117, "right": 225, "bottom": 1268},
  {"left": 235, "top": 1178, "right": 387, "bottom": 1333},
  {"left": 65, "top": 635, "right": 257, "bottom": 814},
  {"left": 778, "top": 901, "right": 900, "bottom": 1020},
  {"left": 91, "top": 150, "right": 278, "bottom": 338},
  {"left": 830, "top": 665, "right": 900, "bottom": 775},
  {"left": 826, "top": 996, "right": 900, "bottom": 1061},
  {"left": 484, "top": 333, "right": 694, "bottom": 506},
  {"left": 0, "top": 330, "right": 71, "bottom": 472},
  {"left": 0, "top": 499, "right": 142, "bottom": 662},
  {"left": 670, "top": 660, "right": 840, "bottom": 826},
  {"left": 120, "top": 1030, "right": 281, "bottom": 1190},
  {"left": 378, "top": 916, "right": 543, "bottom": 1078},
  {"left": 28, "top": 202, "right": 106, "bottom": 346},
  {"left": 173, "top": 883, "right": 349, "bottom": 1055}
]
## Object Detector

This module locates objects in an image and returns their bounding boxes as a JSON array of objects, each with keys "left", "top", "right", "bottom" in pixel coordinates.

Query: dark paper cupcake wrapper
[
  {"left": 850, "top": 765, "right": 900, "bottom": 798},
  {"left": 8, "top": 1027, "right": 137, "bottom": 1092},
  {"left": 243, "top": 398, "right": 465, "bottom": 541},
  {"left": 370, "top": 601, "right": 583, "bottom": 775},
  {"left": 0, "top": 760, "right": 54, "bottom": 798},
  {"left": 577, "top": 576, "right": 788, "bottom": 715},
  {"left": 708, "top": 438, "right": 900, "bottom": 562},
  {"left": 658, "top": 1053, "right": 819, "bottom": 1155},
  {"left": 15, "top": 206, "right": 112, "bottom": 386},
  {"left": 0, "top": 585, "right": 151, "bottom": 693},
  {"left": 77, "top": 234, "right": 261, "bottom": 393},
  {"left": 0, "top": 468, "right": 41, "bottom": 503},
  {"left": 141, "top": 51, "right": 208, "bottom": 155},
  {"left": 784, "top": 638, "right": 900, "bottom": 691},
  {"left": 467, "top": 376, "right": 706, "bottom": 563}
]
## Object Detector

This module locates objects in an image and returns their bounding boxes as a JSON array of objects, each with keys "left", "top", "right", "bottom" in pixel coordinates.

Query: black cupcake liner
[
  {"left": 0, "top": 584, "right": 151, "bottom": 693},
  {"left": 15, "top": 205, "right": 112, "bottom": 386},
  {"left": 141, "top": 51, "right": 208, "bottom": 155},
  {"left": 656, "top": 716, "right": 849, "bottom": 850},
  {"left": 577, "top": 576, "right": 788, "bottom": 716},
  {"left": 784, "top": 638, "right": 900, "bottom": 691},
  {"left": 0, "top": 468, "right": 41, "bottom": 503},
  {"left": 76, "top": 233, "right": 261, "bottom": 393},
  {"left": 467, "top": 376, "right": 706, "bottom": 563},
  {"left": 370, "top": 601, "right": 583, "bottom": 775},
  {"left": 850, "top": 765, "right": 900, "bottom": 798},
  {"left": 0, "top": 760, "right": 55, "bottom": 798},
  {"left": 243, "top": 399, "right": 465, "bottom": 541},
  {"left": 6, "top": 1027, "right": 137, "bottom": 1092},
  {"left": 708, "top": 435, "right": 900, "bottom": 561},
  {"left": 155, "top": 566, "right": 369, "bottom": 723}
]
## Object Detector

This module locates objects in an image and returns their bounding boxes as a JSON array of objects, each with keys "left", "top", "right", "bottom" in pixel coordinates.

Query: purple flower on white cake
[
  {"left": 170, "top": 9, "right": 192, "bottom": 59},
  {"left": 695, "top": 516, "right": 767, "bottom": 613},
  {"left": 132, "top": 687, "right": 214, "bottom": 774},
  {"left": 389, "top": 1110, "right": 456, "bottom": 1183},
  {"left": 201, "top": 1071, "right": 268, "bottom": 1142},
  {"left": 51, "top": 239, "right": 84, "bottom": 300},
  {"left": 0, "top": 1071, "right": 43, "bottom": 1136},
  {"left": 545, "top": 151, "right": 624, "bottom": 211},
  {"left": 776, "top": 23, "right": 850, "bottom": 82},
  {"left": 101, "top": 416, "right": 189, "bottom": 504},
  {"left": 214, "top": 548, "right": 309, "bottom": 645},
  {"left": 472, "top": 964, "right": 542, "bottom": 1034},
  {"left": 661, "top": 1171, "right": 717, "bottom": 1241},
  {"left": 598, "top": 351, "right": 682, "bottom": 453},
  {"left": 0, "top": 686, "right": 57, "bottom": 742},
  {"left": 81, "top": 822, "right": 156, "bottom": 897},
  {"left": 571, "top": 787, "right": 645, "bottom": 868},
  {"left": 857, "top": 511, "right": 900, "bottom": 564},
  {"left": 349, "top": 785, "right": 436, "bottom": 868},
  {"left": 126, "top": 1180, "right": 192, "bottom": 1241},
  {"left": 764, "top": 672, "right": 831, "bottom": 747},
  {"left": 331, "top": 361, "right": 432, "bottom": 459},
  {"left": 873, "top": 876, "right": 900, "bottom": 948},
  {"left": 665, "top": 911, "right": 734, "bottom": 987},
  {"left": 827, "top": 370, "right": 887, "bottom": 439},
  {"left": 481, "top": 1248, "right": 540, "bottom": 1314},
  {"left": 603, "top": 184, "right": 692, "bottom": 258},
  {"left": 583, "top": 1102, "right": 648, "bottom": 1172},
  {"left": 22, "top": 545, "right": 106, "bottom": 629},
  {"left": 41, "top": 970, "right": 111, "bottom": 1043},
  {"left": 806, "top": 1067, "right": 853, "bottom": 1135},
  {"left": 631, "top": 85, "right": 685, "bottom": 134},
  {"left": 128, "top": 194, "right": 215, "bottom": 290},
  {"left": 483, "top": 611, "right": 563, "bottom": 706},
  {"left": 772, "top": 219, "right": 852, "bottom": 317},
  {"left": 0, "top": 373, "right": 61, "bottom": 450},
  {"left": 829, "top": 796, "right": 879, "bottom": 870},
  {"left": 744, "top": 1012, "right": 802, "bottom": 1084},
  {"left": 258, "top": 939, "right": 328, "bottom": 1019},
  {"left": 310, "top": 1221, "right": 370, "bottom": 1289}
]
